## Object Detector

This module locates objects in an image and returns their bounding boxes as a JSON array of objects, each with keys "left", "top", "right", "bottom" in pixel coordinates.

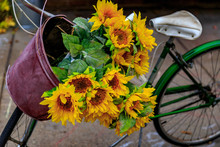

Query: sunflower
[
  {"left": 0, "top": 0, "right": 10, "bottom": 11},
  {"left": 98, "top": 113, "right": 117, "bottom": 127},
  {"left": 112, "top": 47, "right": 134, "bottom": 67},
  {"left": 116, "top": 87, "right": 156, "bottom": 136},
  {"left": 107, "top": 20, "right": 133, "bottom": 49},
  {"left": 40, "top": 84, "right": 83, "bottom": 126},
  {"left": 125, "top": 94, "right": 144, "bottom": 119},
  {"left": 125, "top": 87, "right": 157, "bottom": 119},
  {"left": 135, "top": 87, "right": 157, "bottom": 108},
  {"left": 0, "top": 17, "right": 15, "bottom": 33},
  {"left": 0, "top": 0, "right": 15, "bottom": 34},
  {"left": 112, "top": 48, "right": 134, "bottom": 68},
  {"left": 115, "top": 121, "right": 137, "bottom": 136},
  {"left": 134, "top": 50, "right": 150, "bottom": 75},
  {"left": 101, "top": 68, "right": 133, "bottom": 97},
  {"left": 133, "top": 12, "right": 157, "bottom": 51},
  {"left": 64, "top": 74, "right": 98, "bottom": 96},
  {"left": 89, "top": 0, "right": 125, "bottom": 31},
  {"left": 84, "top": 111, "right": 118, "bottom": 128},
  {"left": 115, "top": 113, "right": 154, "bottom": 136},
  {"left": 85, "top": 86, "right": 119, "bottom": 118},
  {"left": 83, "top": 112, "right": 98, "bottom": 124},
  {"left": 135, "top": 113, "right": 154, "bottom": 128}
]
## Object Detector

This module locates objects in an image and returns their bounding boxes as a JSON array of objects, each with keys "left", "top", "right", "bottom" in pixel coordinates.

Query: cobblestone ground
[{"left": 1, "top": 8, "right": 220, "bottom": 147}]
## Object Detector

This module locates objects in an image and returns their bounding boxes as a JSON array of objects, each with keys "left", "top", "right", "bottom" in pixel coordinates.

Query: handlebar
[{"left": 19, "top": 0, "right": 54, "bottom": 18}]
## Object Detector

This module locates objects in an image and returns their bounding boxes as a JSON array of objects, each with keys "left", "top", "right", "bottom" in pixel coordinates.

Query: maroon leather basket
[{"left": 6, "top": 16, "right": 74, "bottom": 120}]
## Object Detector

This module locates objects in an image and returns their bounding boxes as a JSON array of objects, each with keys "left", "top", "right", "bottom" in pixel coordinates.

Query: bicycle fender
[{"left": 154, "top": 40, "right": 220, "bottom": 98}]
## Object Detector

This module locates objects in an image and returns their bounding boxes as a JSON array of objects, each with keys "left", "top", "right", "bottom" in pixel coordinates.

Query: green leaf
[
  {"left": 81, "top": 39, "right": 109, "bottom": 67},
  {"left": 119, "top": 105, "right": 125, "bottom": 113},
  {"left": 42, "top": 87, "right": 57, "bottom": 98},
  {"left": 95, "top": 68, "right": 105, "bottom": 81},
  {"left": 78, "top": 97, "right": 86, "bottom": 102},
  {"left": 138, "top": 105, "right": 153, "bottom": 117},
  {"left": 125, "top": 82, "right": 136, "bottom": 93},
  {"left": 68, "top": 59, "right": 88, "bottom": 74},
  {"left": 82, "top": 49, "right": 109, "bottom": 67},
  {"left": 51, "top": 67, "right": 68, "bottom": 82},
  {"left": 92, "top": 12, "right": 98, "bottom": 16},
  {"left": 94, "top": 35, "right": 106, "bottom": 45},
  {"left": 109, "top": 121, "right": 117, "bottom": 129},
  {"left": 136, "top": 40, "right": 141, "bottom": 46},
  {"left": 58, "top": 56, "right": 72, "bottom": 69},
  {"left": 124, "top": 48, "right": 130, "bottom": 52},
  {"left": 73, "top": 17, "right": 91, "bottom": 31},
  {"left": 140, "top": 44, "right": 144, "bottom": 50},
  {"left": 73, "top": 25, "right": 90, "bottom": 40},
  {"left": 105, "top": 39, "right": 112, "bottom": 46},
  {"left": 119, "top": 113, "right": 136, "bottom": 133},
  {"left": 62, "top": 33, "right": 80, "bottom": 50},
  {"left": 136, "top": 85, "right": 144, "bottom": 93},
  {"left": 82, "top": 39, "right": 104, "bottom": 51},
  {"left": 69, "top": 43, "right": 83, "bottom": 57},
  {"left": 78, "top": 102, "right": 87, "bottom": 112},
  {"left": 133, "top": 44, "right": 138, "bottom": 54},
  {"left": 83, "top": 66, "right": 96, "bottom": 77},
  {"left": 110, "top": 45, "right": 115, "bottom": 51},
  {"left": 113, "top": 97, "right": 124, "bottom": 105}
]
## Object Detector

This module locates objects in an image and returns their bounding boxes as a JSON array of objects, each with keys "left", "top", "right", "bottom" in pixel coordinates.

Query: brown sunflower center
[
  {"left": 122, "top": 48, "right": 133, "bottom": 61},
  {"left": 57, "top": 94, "right": 73, "bottom": 111},
  {"left": 103, "top": 10, "right": 114, "bottom": 20},
  {"left": 69, "top": 77, "right": 92, "bottom": 93},
  {"left": 90, "top": 88, "right": 106, "bottom": 105},
  {"left": 109, "top": 75, "right": 119, "bottom": 90},
  {"left": 122, "top": 51, "right": 130, "bottom": 59},
  {"left": 130, "top": 100, "right": 140, "bottom": 110},
  {"left": 139, "top": 55, "right": 144, "bottom": 64},
  {"left": 113, "top": 29, "right": 128, "bottom": 45}
]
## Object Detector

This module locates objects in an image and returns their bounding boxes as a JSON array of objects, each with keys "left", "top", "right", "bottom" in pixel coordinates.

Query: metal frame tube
[{"left": 18, "top": 0, "right": 54, "bottom": 18}]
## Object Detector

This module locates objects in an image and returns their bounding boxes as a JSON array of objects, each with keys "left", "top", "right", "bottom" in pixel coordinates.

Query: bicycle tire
[
  {"left": 153, "top": 45, "right": 220, "bottom": 146},
  {"left": 0, "top": 107, "right": 37, "bottom": 147}
]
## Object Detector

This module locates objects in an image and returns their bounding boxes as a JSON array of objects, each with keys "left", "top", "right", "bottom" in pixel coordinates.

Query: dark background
[
  {"left": 45, "top": 0, "right": 220, "bottom": 11},
  {"left": 43, "top": 0, "right": 220, "bottom": 19}
]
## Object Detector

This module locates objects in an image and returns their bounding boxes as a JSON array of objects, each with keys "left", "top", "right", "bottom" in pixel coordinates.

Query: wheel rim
[
  {"left": 157, "top": 48, "right": 220, "bottom": 145},
  {"left": 5, "top": 114, "right": 34, "bottom": 147}
]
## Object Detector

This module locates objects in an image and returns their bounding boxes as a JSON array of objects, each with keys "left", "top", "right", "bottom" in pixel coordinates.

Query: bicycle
[{"left": 0, "top": 0, "right": 220, "bottom": 147}]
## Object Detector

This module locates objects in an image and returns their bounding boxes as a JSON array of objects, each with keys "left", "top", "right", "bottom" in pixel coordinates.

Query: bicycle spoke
[
  {"left": 176, "top": 72, "right": 192, "bottom": 83},
  {"left": 187, "top": 96, "right": 210, "bottom": 140},
  {"left": 194, "top": 108, "right": 206, "bottom": 140},
  {"left": 167, "top": 113, "right": 192, "bottom": 136},
  {"left": 162, "top": 112, "right": 191, "bottom": 132},
  {"left": 206, "top": 107, "right": 214, "bottom": 138},
  {"left": 178, "top": 100, "right": 202, "bottom": 140},
  {"left": 194, "top": 59, "right": 214, "bottom": 84},
  {"left": 200, "top": 54, "right": 203, "bottom": 84},
  {"left": 192, "top": 57, "right": 201, "bottom": 83},
  {"left": 208, "top": 106, "right": 220, "bottom": 131},
  {"left": 214, "top": 50, "right": 220, "bottom": 76},
  {"left": 212, "top": 107, "right": 220, "bottom": 130},
  {"left": 4, "top": 113, "right": 34, "bottom": 146},
  {"left": 154, "top": 47, "right": 220, "bottom": 146}
]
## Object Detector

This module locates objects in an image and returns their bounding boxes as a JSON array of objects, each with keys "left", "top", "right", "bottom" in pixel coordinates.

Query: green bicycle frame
[{"left": 147, "top": 39, "right": 220, "bottom": 119}]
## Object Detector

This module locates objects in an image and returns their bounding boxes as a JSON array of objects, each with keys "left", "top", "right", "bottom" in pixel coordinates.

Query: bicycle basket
[{"left": 6, "top": 16, "right": 74, "bottom": 120}]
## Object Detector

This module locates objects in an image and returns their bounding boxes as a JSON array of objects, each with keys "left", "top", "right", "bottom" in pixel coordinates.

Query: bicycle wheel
[
  {"left": 0, "top": 107, "right": 37, "bottom": 147},
  {"left": 153, "top": 46, "right": 220, "bottom": 146}
]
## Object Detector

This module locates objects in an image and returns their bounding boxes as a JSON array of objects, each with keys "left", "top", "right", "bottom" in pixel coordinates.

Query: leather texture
[
  {"left": 150, "top": 10, "right": 202, "bottom": 40},
  {"left": 6, "top": 16, "right": 74, "bottom": 120}
]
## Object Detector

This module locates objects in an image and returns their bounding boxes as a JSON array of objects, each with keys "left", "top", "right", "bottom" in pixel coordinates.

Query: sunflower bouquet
[
  {"left": 40, "top": 0, "right": 157, "bottom": 136},
  {"left": 0, "top": 0, "right": 15, "bottom": 33}
]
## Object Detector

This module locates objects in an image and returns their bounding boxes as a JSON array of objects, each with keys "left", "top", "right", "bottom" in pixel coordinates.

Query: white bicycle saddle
[{"left": 149, "top": 10, "right": 202, "bottom": 40}]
